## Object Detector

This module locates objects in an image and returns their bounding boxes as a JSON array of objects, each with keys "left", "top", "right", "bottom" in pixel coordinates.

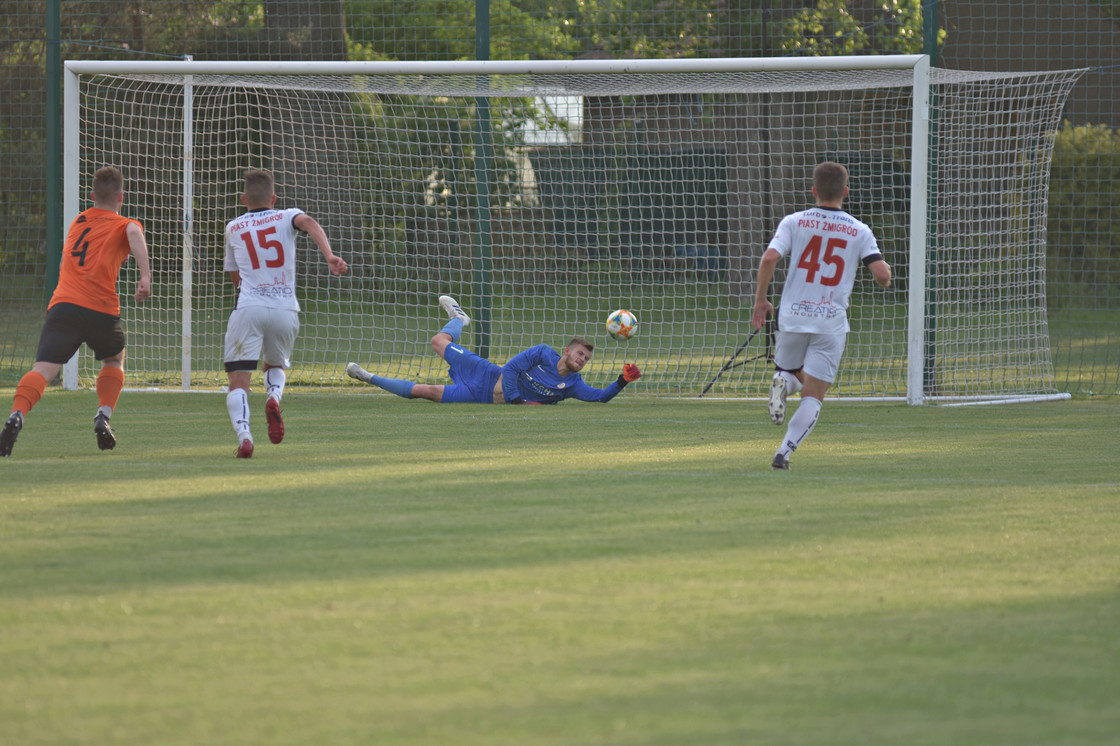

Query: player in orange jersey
[{"left": 1, "top": 166, "right": 152, "bottom": 457}]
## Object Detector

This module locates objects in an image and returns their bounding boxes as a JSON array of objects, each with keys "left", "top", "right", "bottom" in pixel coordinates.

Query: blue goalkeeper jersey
[{"left": 500, "top": 344, "right": 624, "bottom": 404}]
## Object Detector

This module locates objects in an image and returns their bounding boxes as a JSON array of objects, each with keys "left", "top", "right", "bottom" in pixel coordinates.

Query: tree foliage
[
  {"left": 1047, "top": 121, "right": 1120, "bottom": 302},
  {"left": 778, "top": 0, "right": 941, "bottom": 56},
  {"left": 2, "top": 0, "right": 946, "bottom": 272}
]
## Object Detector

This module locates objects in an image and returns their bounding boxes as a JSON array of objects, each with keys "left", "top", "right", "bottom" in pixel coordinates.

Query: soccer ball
[{"left": 606, "top": 309, "right": 637, "bottom": 340}]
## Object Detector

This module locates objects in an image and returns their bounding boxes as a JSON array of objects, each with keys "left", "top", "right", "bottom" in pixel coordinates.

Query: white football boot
[
  {"left": 346, "top": 362, "right": 373, "bottom": 383},
  {"left": 438, "top": 295, "right": 471, "bottom": 326}
]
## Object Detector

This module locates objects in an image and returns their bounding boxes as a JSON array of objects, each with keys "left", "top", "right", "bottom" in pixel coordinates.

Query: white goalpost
[{"left": 62, "top": 56, "right": 1084, "bottom": 403}]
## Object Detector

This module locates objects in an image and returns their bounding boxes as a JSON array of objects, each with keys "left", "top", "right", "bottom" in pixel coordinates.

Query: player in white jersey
[
  {"left": 751, "top": 161, "right": 892, "bottom": 470},
  {"left": 222, "top": 169, "right": 348, "bottom": 458}
]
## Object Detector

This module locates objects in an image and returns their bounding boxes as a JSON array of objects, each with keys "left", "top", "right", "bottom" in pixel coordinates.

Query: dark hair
[
  {"left": 92, "top": 166, "right": 124, "bottom": 203},
  {"left": 813, "top": 161, "right": 849, "bottom": 202}
]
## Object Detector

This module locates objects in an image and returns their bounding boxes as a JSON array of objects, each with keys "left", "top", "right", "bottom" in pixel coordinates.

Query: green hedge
[{"left": 1047, "top": 121, "right": 1120, "bottom": 307}]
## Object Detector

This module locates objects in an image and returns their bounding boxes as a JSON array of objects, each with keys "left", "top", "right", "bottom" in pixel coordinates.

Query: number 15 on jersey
[{"left": 238, "top": 226, "right": 286, "bottom": 270}]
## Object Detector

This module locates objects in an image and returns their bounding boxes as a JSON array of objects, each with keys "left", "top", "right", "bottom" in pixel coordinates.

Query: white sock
[
  {"left": 96, "top": 405, "right": 113, "bottom": 419},
  {"left": 226, "top": 388, "right": 252, "bottom": 442},
  {"left": 264, "top": 368, "right": 286, "bottom": 402},
  {"left": 777, "top": 396, "right": 822, "bottom": 457},
  {"left": 780, "top": 370, "right": 803, "bottom": 395}
]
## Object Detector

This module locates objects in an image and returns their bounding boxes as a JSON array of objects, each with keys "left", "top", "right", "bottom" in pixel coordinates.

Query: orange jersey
[{"left": 50, "top": 207, "right": 142, "bottom": 316}]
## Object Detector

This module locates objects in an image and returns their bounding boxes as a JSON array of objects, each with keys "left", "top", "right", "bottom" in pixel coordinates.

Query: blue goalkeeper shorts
[{"left": 441, "top": 344, "right": 502, "bottom": 403}]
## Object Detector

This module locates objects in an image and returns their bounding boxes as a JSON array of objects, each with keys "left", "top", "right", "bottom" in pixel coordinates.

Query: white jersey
[
  {"left": 223, "top": 207, "right": 306, "bottom": 312},
  {"left": 767, "top": 206, "right": 882, "bottom": 334}
]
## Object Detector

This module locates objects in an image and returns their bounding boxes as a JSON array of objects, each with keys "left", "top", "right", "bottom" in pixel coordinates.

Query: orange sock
[
  {"left": 96, "top": 365, "right": 126, "bottom": 414},
  {"left": 12, "top": 371, "right": 48, "bottom": 415}
]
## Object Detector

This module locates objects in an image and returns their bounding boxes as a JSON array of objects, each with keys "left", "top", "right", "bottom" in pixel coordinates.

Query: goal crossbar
[{"left": 65, "top": 55, "right": 929, "bottom": 78}]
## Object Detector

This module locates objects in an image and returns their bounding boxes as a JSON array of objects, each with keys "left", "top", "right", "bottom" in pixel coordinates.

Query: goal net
[{"left": 63, "top": 57, "right": 1084, "bottom": 402}]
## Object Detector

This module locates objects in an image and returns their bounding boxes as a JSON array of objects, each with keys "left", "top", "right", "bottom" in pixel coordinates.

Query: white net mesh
[
  {"left": 924, "top": 72, "right": 1082, "bottom": 399},
  {"left": 72, "top": 63, "right": 1083, "bottom": 399}
]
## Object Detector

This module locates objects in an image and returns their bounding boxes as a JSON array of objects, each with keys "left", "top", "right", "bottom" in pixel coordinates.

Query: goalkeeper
[{"left": 346, "top": 296, "right": 642, "bottom": 404}]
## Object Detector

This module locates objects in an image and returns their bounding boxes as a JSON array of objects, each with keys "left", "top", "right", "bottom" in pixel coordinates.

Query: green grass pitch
[{"left": 1, "top": 390, "right": 1118, "bottom": 745}]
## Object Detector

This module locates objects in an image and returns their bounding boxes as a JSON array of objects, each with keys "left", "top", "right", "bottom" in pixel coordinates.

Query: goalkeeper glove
[{"left": 617, "top": 363, "right": 642, "bottom": 387}]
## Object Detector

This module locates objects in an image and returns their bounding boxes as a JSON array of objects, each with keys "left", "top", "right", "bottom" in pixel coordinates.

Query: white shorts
[
  {"left": 773, "top": 330, "right": 847, "bottom": 384},
  {"left": 224, "top": 306, "right": 299, "bottom": 369}
]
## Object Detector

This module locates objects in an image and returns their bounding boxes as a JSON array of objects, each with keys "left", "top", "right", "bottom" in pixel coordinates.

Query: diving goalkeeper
[{"left": 346, "top": 296, "right": 642, "bottom": 404}]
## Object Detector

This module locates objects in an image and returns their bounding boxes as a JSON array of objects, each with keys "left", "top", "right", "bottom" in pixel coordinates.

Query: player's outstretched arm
[
  {"left": 573, "top": 363, "right": 641, "bottom": 403},
  {"left": 294, "top": 213, "right": 348, "bottom": 276},
  {"left": 126, "top": 222, "right": 152, "bottom": 302}
]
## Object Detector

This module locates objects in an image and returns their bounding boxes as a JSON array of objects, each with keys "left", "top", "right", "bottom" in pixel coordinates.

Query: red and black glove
[{"left": 617, "top": 363, "right": 642, "bottom": 387}]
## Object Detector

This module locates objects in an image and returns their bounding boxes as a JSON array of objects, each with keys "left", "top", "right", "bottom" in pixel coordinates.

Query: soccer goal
[{"left": 62, "top": 56, "right": 1084, "bottom": 403}]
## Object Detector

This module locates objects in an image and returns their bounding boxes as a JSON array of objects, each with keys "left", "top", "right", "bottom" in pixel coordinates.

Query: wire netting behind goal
[{"left": 72, "top": 63, "right": 1082, "bottom": 399}]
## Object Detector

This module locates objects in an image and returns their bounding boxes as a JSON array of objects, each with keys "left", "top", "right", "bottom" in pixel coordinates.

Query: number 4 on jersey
[
  {"left": 69, "top": 227, "right": 92, "bottom": 266},
  {"left": 796, "top": 235, "right": 846, "bottom": 287}
]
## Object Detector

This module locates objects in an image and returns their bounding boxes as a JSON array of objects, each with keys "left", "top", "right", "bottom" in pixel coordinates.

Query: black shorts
[{"left": 35, "top": 302, "right": 126, "bottom": 364}]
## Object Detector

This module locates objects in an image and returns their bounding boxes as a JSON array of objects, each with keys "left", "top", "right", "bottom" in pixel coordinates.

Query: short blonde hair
[
  {"left": 567, "top": 337, "right": 594, "bottom": 353},
  {"left": 243, "top": 169, "right": 275, "bottom": 207},
  {"left": 92, "top": 166, "right": 124, "bottom": 203},
  {"left": 813, "top": 161, "right": 849, "bottom": 202}
]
